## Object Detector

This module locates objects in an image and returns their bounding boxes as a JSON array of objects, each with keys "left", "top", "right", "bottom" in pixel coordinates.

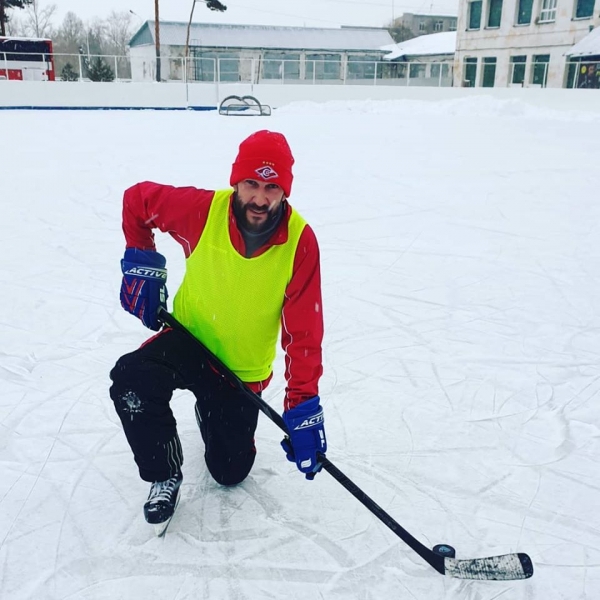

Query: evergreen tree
[
  {"left": 87, "top": 56, "right": 114, "bottom": 82},
  {"left": 60, "top": 61, "right": 78, "bottom": 81},
  {"left": 0, "top": 0, "right": 34, "bottom": 35}
]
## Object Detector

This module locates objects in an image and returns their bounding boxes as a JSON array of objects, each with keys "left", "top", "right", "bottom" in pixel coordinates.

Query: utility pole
[{"left": 154, "top": 0, "right": 161, "bottom": 82}]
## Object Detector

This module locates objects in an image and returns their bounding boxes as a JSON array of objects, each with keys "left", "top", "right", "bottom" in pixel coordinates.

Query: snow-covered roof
[
  {"left": 566, "top": 27, "right": 600, "bottom": 58},
  {"left": 0, "top": 36, "right": 52, "bottom": 42},
  {"left": 131, "top": 22, "right": 394, "bottom": 52},
  {"left": 382, "top": 31, "right": 456, "bottom": 60}
]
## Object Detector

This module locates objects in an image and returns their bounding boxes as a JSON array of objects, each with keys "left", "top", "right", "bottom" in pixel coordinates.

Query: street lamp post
[
  {"left": 129, "top": 9, "right": 144, "bottom": 27},
  {"left": 184, "top": 1, "right": 227, "bottom": 83}
]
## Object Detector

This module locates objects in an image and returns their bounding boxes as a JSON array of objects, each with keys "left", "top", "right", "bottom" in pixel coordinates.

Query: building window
[
  {"left": 192, "top": 57, "right": 216, "bottom": 81},
  {"left": 516, "top": 0, "right": 534, "bottom": 24},
  {"left": 463, "top": 57, "right": 477, "bottom": 86},
  {"left": 468, "top": 1, "right": 483, "bottom": 28},
  {"left": 482, "top": 57, "right": 497, "bottom": 86},
  {"left": 218, "top": 55, "right": 241, "bottom": 81},
  {"left": 347, "top": 54, "right": 380, "bottom": 79},
  {"left": 510, "top": 55, "right": 527, "bottom": 84},
  {"left": 532, "top": 54, "right": 550, "bottom": 86},
  {"left": 263, "top": 52, "right": 300, "bottom": 80},
  {"left": 306, "top": 53, "right": 341, "bottom": 80},
  {"left": 449, "top": 19, "right": 457, "bottom": 30},
  {"left": 565, "top": 61, "right": 578, "bottom": 88},
  {"left": 571, "top": 60, "right": 600, "bottom": 88},
  {"left": 575, "top": 0, "right": 595, "bottom": 18},
  {"left": 191, "top": 49, "right": 240, "bottom": 82},
  {"left": 539, "top": 0, "right": 557, "bottom": 22},
  {"left": 488, "top": 0, "right": 503, "bottom": 27},
  {"left": 409, "top": 63, "right": 427, "bottom": 78},
  {"left": 434, "top": 20, "right": 444, "bottom": 31},
  {"left": 431, "top": 63, "right": 451, "bottom": 79},
  {"left": 419, "top": 21, "right": 427, "bottom": 31}
]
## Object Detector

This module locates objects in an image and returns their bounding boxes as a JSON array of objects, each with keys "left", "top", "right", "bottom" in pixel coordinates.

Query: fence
[{"left": 0, "top": 51, "right": 454, "bottom": 88}]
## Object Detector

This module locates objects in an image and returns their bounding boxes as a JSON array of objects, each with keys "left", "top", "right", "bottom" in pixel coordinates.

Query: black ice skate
[{"left": 143, "top": 473, "right": 182, "bottom": 536}]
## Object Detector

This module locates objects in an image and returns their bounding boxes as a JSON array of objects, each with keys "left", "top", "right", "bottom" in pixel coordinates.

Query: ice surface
[{"left": 1, "top": 96, "right": 600, "bottom": 599}]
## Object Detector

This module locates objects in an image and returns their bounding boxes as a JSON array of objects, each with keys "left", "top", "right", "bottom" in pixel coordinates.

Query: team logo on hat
[{"left": 255, "top": 165, "right": 279, "bottom": 180}]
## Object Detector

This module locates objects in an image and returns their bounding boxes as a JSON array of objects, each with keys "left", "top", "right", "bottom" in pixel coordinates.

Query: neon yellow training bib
[{"left": 173, "top": 189, "right": 307, "bottom": 382}]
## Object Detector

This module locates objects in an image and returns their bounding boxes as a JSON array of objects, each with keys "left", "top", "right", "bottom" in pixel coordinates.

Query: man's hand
[
  {"left": 281, "top": 396, "right": 327, "bottom": 480},
  {"left": 120, "top": 248, "right": 168, "bottom": 331}
]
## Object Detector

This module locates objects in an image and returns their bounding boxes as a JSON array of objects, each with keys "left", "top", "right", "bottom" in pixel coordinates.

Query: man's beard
[{"left": 233, "top": 193, "right": 282, "bottom": 233}]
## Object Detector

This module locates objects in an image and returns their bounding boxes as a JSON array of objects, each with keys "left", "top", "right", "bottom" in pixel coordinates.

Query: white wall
[
  {"left": 1, "top": 80, "right": 600, "bottom": 113},
  {"left": 454, "top": 0, "right": 599, "bottom": 87}
]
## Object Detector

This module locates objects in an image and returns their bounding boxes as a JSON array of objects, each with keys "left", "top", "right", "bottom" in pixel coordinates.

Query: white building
[
  {"left": 454, "top": 0, "right": 600, "bottom": 87},
  {"left": 128, "top": 21, "right": 394, "bottom": 83},
  {"left": 382, "top": 31, "right": 457, "bottom": 86},
  {"left": 395, "top": 12, "right": 458, "bottom": 36}
]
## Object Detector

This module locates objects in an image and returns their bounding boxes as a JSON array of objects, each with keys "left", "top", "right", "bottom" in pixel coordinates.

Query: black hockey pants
[{"left": 109, "top": 328, "right": 259, "bottom": 485}]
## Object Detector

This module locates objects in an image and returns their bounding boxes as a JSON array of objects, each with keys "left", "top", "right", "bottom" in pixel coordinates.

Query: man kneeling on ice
[{"left": 109, "top": 130, "right": 327, "bottom": 534}]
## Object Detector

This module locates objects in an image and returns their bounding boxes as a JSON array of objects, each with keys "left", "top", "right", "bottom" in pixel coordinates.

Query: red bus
[{"left": 0, "top": 36, "right": 55, "bottom": 81}]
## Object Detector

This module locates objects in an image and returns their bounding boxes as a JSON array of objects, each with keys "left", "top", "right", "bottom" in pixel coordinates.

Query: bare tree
[
  {"left": 5, "top": 14, "right": 26, "bottom": 35},
  {"left": 21, "top": 0, "right": 56, "bottom": 37},
  {"left": 54, "top": 11, "right": 85, "bottom": 54},
  {"left": 86, "top": 17, "right": 108, "bottom": 55},
  {"left": 102, "top": 10, "right": 135, "bottom": 79},
  {"left": 52, "top": 10, "right": 85, "bottom": 76},
  {"left": 104, "top": 10, "right": 134, "bottom": 57},
  {"left": 386, "top": 17, "right": 416, "bottom": 43}
]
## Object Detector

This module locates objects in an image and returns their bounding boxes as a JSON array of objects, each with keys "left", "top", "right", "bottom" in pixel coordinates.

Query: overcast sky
[{"left": 50, "top": 0, "right": 458, "bottom": 29}]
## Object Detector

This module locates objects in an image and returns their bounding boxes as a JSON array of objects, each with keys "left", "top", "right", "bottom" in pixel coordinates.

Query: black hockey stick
[{"left": 158, "top": 308, "right": 533, "bottom": 581}]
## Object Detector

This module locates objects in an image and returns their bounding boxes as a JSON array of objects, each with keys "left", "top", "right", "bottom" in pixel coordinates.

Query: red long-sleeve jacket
[{"left": 122, "top": 181, "right": 323, "bottom": 410}]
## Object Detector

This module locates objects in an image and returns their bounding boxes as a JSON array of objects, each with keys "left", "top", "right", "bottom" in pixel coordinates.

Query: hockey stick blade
[{"left": 444, "top": 552, "right": 533, "bottom": 580}]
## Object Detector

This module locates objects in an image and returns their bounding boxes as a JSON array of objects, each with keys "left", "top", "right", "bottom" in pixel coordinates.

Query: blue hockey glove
[
  {"left": 281, "top": 396, "right": 327, "bottom": 480},
  {"left": 120, "top": 248, "right": 168, "bottom": 331}
]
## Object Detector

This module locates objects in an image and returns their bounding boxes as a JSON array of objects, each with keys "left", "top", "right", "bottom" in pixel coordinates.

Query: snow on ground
[{"left": 1, "top": 97, "right": 600, "bottom": 599}]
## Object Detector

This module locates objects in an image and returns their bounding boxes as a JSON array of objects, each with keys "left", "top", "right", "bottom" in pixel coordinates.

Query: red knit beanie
[{"left": 230, "top": 130, "right": 295, "bottom": 197}]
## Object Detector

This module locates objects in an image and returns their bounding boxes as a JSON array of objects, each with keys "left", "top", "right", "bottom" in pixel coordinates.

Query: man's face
[{"left": 233, "top": 179, "right": 285, "bottom": 232}]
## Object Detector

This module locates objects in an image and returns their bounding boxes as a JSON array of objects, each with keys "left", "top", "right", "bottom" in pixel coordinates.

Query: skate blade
[
  {"left": 153, "top": 519, "right": 171, "bottom": 537},
  {"left": 152, "top": 494, "right": 180, "bottom": 537}
]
